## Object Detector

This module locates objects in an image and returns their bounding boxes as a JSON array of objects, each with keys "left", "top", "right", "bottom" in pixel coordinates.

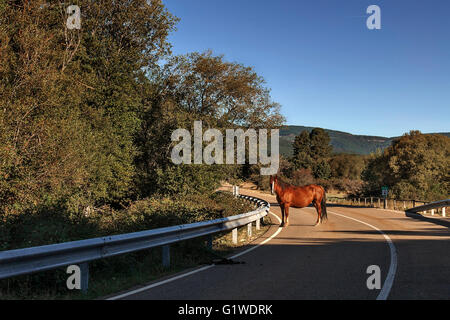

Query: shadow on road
[
  {"left": 404, "top": 211, "right": 450, "bottom": 229},
  {"left": 327, "top": 203, "right": 377, "bottom": 209}
]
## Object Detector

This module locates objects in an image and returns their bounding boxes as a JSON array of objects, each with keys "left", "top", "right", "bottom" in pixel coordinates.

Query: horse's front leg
[{"left": 280, "top": 203, "right": 285, "bottom": 227}]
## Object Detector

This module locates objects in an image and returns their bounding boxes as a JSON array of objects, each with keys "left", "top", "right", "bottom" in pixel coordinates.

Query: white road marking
[
  {"left": 230, "top": 211, "right": 283, "bottom": 259},
  {"left": 327, "top": 210, "right": 397, "bottom": 300},
  {"left": 106, "top": 211, "right": 283, "bottom": 300},
  {"left": 106, "top": 265, "right": 214, "bottom": 300}
]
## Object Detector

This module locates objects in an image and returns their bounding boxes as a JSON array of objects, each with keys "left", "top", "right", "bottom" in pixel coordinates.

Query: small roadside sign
[{"left": 381, "top": 186, "right": 389, "bottom": 198}]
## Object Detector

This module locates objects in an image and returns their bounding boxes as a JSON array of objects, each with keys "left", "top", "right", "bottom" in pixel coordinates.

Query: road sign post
[{"left": 382, "top": 187, "right": 388, "bottom": 209}]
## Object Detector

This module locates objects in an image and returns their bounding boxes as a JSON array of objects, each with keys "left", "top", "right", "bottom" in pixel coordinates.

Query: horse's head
[{"left": 270, "top": 175, "right": 278, "bottom": 195}]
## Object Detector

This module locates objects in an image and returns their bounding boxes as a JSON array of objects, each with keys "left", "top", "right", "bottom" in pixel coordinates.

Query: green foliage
[
  {"left": 0, "top": 0, "right": 178, "bottom": 214},
  {"left": 290, "top": 128, "right": 332, "bottom": 179},
  {"left": 0, "top": 193, "right": 253, "bottom": 250},
  {"left": 247, "top": 156, "right": 293, "bottom": 190},
  {"left": 326, "top": 178, "right": 364, "bottom": 195},
  {"left": 329, "top": 153, "right": 367, "bottom": 180},
  {"left": 313, "top": 160, "right": 331, "bottom": 180},
  {"left": 0, "top": 192, "right": 254, "bottom": 298},
  {"left": 162, "top": 50, "right": 285, "bottom": 129},
  {"left": 155, "top": 164, "right": 225, "bottom": 196},
  {"left": 290, "top": 168, "right": 316, "bottom": 187},
  {"left": 309, "top": 128, "right": 333, "bottom": 160},
  {"left": 0, "top": 2, "right": 283, "bottom": 216},
  {"left": 135, "top": 51, "right": 284, "bottom": 198},
  {"left": 362, "top": 131, "right": 449, "bottom": 201},
  {"left": 291, "top": 131, "right": 314, "bottom": 169},
  {"left": 286, "top": 129, "right": 371, "bottom": 190}
]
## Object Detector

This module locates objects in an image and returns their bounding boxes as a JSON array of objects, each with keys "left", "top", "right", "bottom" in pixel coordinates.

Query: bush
[
  {"left": 155, "top": 164, "right": 228, "bottom": 197},
  {"left": 0, "top": 193, "right": 254, "bottom": 251},
  {"left": 0, "top": 192, "right": 255, "bottom": 298},
  {"left": 362, "top": 131, "right": 449, "bottom": 201},
  {"left": 291, "top": 169, "right": 315, "bottom": 186},
  {"left": 329, "top": 178, "right": 364, "bottom": 195}
]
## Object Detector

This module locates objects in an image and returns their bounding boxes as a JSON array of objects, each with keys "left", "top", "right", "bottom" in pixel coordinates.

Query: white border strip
[
  {"left": 107, "top": 212, "right": 283, "bottom": 300},
  {"left": 328, "top": 210, "right": 397, "bottom": 300}
]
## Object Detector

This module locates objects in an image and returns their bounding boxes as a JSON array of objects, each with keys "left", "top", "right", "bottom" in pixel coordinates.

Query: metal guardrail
[
  {"left": 327, "top": 196, "right": 448, "bottom": 215},
  {"left": 405, "top": 199, "right": 449, "bottom": 216},
  {"left": 0, "top": 193, "right": 270, "bottom": 292}
]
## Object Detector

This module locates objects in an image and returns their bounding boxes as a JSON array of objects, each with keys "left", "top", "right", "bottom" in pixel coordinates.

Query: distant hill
[{"left": 279, "top": 126, "right": 450, "bottom": 157}]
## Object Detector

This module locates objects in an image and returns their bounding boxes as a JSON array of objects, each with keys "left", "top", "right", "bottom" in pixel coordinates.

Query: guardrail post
[
  {"left": 431, "top": 209, "right": 435, "bottom": 216},
  {"left": 443, "top": 207, "right": 446, "bottom": 217},
  {"left": 256, "top": 218, "right": 261, "bottom": 230},
  {"left": 370, "top": 197, "right": 373, "bottom": 206},
  {"left": 80, "top": 262, "right": 89, "bottom": 294},
  {"left": 364, "top": 198, "right": 367, "bottom": 206},
  {"left": 247, "top": 222, "right": 252, "bottom": 237},
  {"left": 162, "top": 245, "right": 170, "bottom": 268},
  {"left": 232, "top": 228, "right": 238, "bottom": 244}
]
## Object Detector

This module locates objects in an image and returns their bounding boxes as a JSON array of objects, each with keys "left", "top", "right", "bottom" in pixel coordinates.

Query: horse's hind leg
[
  {"left": 284, "top": 205, "right": 290, "bottom": 227},
  {"left": 313, "top": 201, "right": 322, "bottom": 226}
]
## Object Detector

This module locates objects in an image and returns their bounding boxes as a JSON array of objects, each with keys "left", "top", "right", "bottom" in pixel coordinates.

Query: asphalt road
[{"left": 106, "top": 190, "right": 450, "bottom": 300}]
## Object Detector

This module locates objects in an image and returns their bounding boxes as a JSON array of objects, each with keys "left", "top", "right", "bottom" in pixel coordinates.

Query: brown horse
[{"left": 270, "top": 175, "right": 328, "bottom": 227}]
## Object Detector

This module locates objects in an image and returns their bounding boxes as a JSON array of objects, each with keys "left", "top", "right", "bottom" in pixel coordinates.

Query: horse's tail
[{"left": 321, "top": 188, "right": 328, "bottom": 222}]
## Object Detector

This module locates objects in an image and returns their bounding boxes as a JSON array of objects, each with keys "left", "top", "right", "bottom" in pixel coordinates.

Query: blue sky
[{"left": 163, "top": 0, "right": 450, "bottom": 137}]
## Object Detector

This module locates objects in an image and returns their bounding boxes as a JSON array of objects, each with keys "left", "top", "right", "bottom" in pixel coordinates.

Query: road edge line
[{"left": 328, "top": 210, "right": 397, "bottom": 300}]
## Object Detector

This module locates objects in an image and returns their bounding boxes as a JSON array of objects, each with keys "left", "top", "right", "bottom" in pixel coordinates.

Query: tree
[
  {"left": 290, "top": 128, "right": 332, "bottom": 179},
  {"left": 0, "top": 0, "right": 178, "bottom": 213},
  {"left": 309, "top": 128, "right": 333, "bottom": 161},
  {"left": 329, "top": 154, "right": 366, "bottom": 180},
  {"left": 362, "top": 131, "right": 449, "bottom": 200},
  {"left": 313, "top": 160, "right": 332, "bottom": 180},
  {"left": 162, "top": 51, "right": 285, "bottom": 129},
  {"left": 291, "top": 131, "right": 313, "bottom": 169},
  {"left": 0, "top": 1, "right": 285, "bottom": 215},
  {"left": 134, "top": 50, "right": 285, "bottom": 196}
]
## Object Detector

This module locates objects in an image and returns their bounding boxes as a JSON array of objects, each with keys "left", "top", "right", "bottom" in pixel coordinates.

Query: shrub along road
[{"left": 105, "top": 189, "right": 450, "bottom": 300}]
